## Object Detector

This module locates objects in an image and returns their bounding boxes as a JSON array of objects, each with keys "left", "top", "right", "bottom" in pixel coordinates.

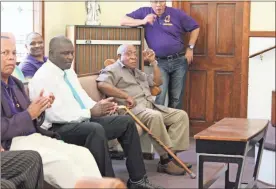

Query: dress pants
[
  {"left": 10, "top": 133, "right": 101, "bottom": 188},
  {"left": 1, "top": 150, "right": 44, "bottom": 189},
  {"left": 51, "top": 115, "right": 146, "bottom": 181}
]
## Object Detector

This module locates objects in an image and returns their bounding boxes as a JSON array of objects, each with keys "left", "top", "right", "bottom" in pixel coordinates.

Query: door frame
[{"left": 172, "top": 1, "right": 250, "bottom": 118}]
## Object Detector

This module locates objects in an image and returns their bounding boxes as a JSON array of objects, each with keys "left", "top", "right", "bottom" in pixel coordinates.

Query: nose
[{"left": 7, "top": 52, "right": 15, "bottom": 60}]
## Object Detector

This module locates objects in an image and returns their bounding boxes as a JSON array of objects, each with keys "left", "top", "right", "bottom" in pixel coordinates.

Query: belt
[{"left": 156, "top": 52, "right": 185, "bottom": 61}]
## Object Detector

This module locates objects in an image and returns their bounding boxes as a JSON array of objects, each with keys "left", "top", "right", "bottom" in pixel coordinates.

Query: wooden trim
[
  {"left": 249, "top": 31, "right": 276, "bottom": 37},
  {"left": 272, "top": 91, "right": 275, "bottom": 127},
  {"left": 240, "top": 1, "right": 250, "bottom": 118},
  {"left": 33, "top": 1, "right": 45, "bottom": 40},
  {"left": 249, "top": 46, "right": 276, "bottom": 58}
]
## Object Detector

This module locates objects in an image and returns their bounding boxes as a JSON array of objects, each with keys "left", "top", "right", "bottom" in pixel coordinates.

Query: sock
[
  {"left": 160, "top": 154, "right": 170, "bottom": 165},
  {"left": 168, "top": 152, "right": 176, "bottom": 160}
]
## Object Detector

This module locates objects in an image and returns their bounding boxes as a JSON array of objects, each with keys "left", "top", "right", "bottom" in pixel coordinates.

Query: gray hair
[{"left": 117, "top": 44, "right": 129, "bottom": 56}]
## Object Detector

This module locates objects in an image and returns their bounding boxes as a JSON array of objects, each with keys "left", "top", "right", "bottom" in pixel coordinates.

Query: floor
[{"left": 112, "top": 138, "right": 273, "bottom": 188}]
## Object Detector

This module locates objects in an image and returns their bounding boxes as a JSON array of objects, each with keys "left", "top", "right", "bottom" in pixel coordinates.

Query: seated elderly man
[
  {"left": 1, "top": 149, "right": 44, "bottom": 189},
  {"left": 29, "top": 35, "right": 162, "bottom": 189},
  {"left": 18, "top": 32, "right": 47, "bottom": 80},
  {"left": 1, "top": 33, "right": 101, "bottom": 188},
  {"left": 97, "top": 45, "right": 191, "bottom": 176}
]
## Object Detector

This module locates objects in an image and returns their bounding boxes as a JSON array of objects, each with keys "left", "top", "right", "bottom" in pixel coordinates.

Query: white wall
[
  {"left": 247, "top": 38, "right": 275, "bottom": 120},
  {"left": 250, "top": 2, "right": 275, "bottom": 31},
  {"left": 44, "top": 2, "right": 86, "bottom": 55},
  {"left": 248, "top": 2, "right": 275, "bottom": 120}
]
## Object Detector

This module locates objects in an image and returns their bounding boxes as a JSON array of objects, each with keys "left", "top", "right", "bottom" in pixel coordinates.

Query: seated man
[
  {"left": 1, "top": 148, "right": 43, "bottom": 189},
  {"left": 18, "top": 32, "right": 47, "bottom": 80},
  {"left": 1, "top": 33, "right": 101, "bottom": 188},
  {"left": 28, "top": 35, "right": 162, "bottom": 189},
  {"left": 97, "top": 45, "right": 191, "bottom": 176}
]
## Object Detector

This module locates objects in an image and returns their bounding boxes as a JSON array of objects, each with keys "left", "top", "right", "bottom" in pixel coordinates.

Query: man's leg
[
  {"left": 1, "top": 179, "right": 16, "bottom": 189},
  {"left": 168, "top": 56, "right": 188, "bottom": 109},
  {"left": 157, "top": 106, "right": 192, "bottom": 168},
  {"left": 10, "top": 133, "right": 101, "bottom": 188},
  {"left": 1, "top": 150, "right": 44, "bottom": 189},
  {"left": 136, "top": 108, "right": 186, "bottom": 175},
  {"left": 90, "top": 115, "right": 146, "bottom": 181},
  {"left": 155, "top": 59, "right": 170, "bottom": 106},
  {"left": 51, "top": 122, "right": 115, "bottom": 177},
  {"left": 159, "top": 107, "right": 190, "bottom": 152}
]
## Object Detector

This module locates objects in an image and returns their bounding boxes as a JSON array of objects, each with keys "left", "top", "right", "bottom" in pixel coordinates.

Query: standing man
[
  {"left": 18, "top": 32, "right": 47, "bottom": 80},
  {"left": 121, "top": 1, "right": 199, "bottom": 109}
]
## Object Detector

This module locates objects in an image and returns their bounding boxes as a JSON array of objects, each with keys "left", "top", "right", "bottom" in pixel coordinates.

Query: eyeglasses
[{"left": 1, "top": 50, "right": 16, "bottom": 57}]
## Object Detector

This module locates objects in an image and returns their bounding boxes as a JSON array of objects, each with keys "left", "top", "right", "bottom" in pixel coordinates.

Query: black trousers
[
  {"left": 1, "top": 150, "right": 44, "bottom": 189},
  {"left": 51, "top": 115, "right": 146, "bottom": 181}
]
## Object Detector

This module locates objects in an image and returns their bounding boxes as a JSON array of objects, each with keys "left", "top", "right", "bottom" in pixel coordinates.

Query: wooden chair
[{"left": 103, "top": 59, "right": 161, "bottom": 96}]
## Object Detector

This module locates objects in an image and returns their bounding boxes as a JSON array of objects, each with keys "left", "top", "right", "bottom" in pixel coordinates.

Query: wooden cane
[{"left": 117, "top": 105, "right": 196, "bottom": 179}]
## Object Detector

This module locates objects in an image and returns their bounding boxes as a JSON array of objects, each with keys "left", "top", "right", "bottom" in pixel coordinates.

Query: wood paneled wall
[{"left": 66, "top": 26, "right": 144, "bottom": 76}]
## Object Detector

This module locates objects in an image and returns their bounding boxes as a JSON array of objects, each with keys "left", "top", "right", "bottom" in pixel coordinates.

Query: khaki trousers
[
  {"left": 10, "top": 133, "right": 101, "bottom": 188},
  {"left": 136, "top": 104, "right": 190, "bottom": 156}
]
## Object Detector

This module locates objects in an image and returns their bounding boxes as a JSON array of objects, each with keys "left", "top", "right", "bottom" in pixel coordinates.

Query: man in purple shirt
[
  {"left": 121, "top": 1, "right": 199, "bottom": 109},
  {"left": 18, "top": 32, "right": 47, "bottom": 79}
]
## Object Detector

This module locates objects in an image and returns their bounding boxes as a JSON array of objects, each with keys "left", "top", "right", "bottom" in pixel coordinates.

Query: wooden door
[{"left": 173, "top": 1, "right": 250, "bottom": 135}]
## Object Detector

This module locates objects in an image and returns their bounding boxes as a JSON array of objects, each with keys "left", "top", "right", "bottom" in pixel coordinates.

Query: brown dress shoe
[{"left": 157, "top": 161, "right": 186, "bottom": 176}]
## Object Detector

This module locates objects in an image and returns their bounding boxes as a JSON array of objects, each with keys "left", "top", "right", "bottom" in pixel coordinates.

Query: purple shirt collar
[{"left": 25, "top": 54, "right": 47, "bottom": 69}]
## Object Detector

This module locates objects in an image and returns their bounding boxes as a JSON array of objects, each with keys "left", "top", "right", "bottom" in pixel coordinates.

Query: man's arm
[
  {"left": 1, "top": 111, "right": 35, "bottom": 141},
  {"left": 120, "top": 15, "right": 146, "bottom": 26},
  {"left": 97, "top": 82, "right": 128, "bottom": 100},
  {"left": 188, "top": 28, "right": 200, "bottom": 47},
  {"left": 151, "top": 61, "right": 162, "bottom": 86}
]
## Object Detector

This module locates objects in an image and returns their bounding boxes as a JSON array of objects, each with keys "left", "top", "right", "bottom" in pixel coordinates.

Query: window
[{"left": 1, "top": 2, "right": 43, "bottom": 62}]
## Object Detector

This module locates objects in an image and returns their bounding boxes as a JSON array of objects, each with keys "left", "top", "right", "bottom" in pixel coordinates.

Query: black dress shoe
[{"left": 127, "top": 176, "right": 164, "bottom": 189}]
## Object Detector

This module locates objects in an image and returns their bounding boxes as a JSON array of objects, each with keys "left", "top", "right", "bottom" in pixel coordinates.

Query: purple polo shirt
[
  {"left": 126, "top": 7, "right": 199, "bottom": 57},
  {"left": 1, "top": 77, "right": 23, "bottom": 115},
  {"left": 19, "top": 55, "right": 47, "bottom": 78}
]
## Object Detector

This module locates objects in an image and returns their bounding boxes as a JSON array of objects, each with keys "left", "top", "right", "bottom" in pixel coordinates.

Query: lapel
[
  {"left": 12, "top": 76, "right": 30, "bottom": 110},
  {"left": 1, "top": 90, "right": 12, "bottom": 116}
]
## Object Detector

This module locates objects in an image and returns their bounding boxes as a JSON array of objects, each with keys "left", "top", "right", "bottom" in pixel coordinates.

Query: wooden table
[{"left": 194, "top": 118, "right": 269, "bottom": 189}]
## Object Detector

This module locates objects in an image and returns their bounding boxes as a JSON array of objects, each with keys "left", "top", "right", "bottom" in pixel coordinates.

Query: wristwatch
[{"left": 188, "top": 44, "right": 195, "bottom": 50}]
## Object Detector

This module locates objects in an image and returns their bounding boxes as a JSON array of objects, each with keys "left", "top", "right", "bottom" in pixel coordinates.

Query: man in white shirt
[{"left": 29, "top": 35, "right": 162, "bottom": 189}]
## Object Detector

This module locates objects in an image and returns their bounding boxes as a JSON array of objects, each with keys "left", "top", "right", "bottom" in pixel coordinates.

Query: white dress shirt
[{"left": 28, "top": 60, "right": 96, "bottom": 130}]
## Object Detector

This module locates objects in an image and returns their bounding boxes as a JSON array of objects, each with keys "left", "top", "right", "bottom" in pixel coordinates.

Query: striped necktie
[{"left": 64, "top": 72, "right": 86, "bottom": 109}]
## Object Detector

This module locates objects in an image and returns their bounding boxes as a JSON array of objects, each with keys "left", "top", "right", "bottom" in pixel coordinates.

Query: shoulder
[
  {"left": 11, "top": 76, "right": 24, "bottom": 90},
  {"left": 104, "top": 61, "right": 122, "bottom": 72},
  {"left": 167, "top": 6, "right": 186, "bottom": 16},
  {"left": 130, "top": 7, "right": 152, "bottom": 15}
]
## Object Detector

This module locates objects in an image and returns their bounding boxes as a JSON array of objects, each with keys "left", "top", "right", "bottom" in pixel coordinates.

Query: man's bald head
[{"left": 49, "top": 35, "right": 74, "bottom": 70}]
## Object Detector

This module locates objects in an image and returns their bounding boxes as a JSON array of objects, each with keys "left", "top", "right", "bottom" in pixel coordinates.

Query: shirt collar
[
  {"left": 151, "top": 6, "right": 169, "bottom": 19},
  {"left": 25, "top": 54, "right": 47, "bottom": 67},
  {"left": 46, "top": 59, "right": 67, "bottom": 77},
  {"left": 1, "top": 76, "right": 15, "bottom": 88}
]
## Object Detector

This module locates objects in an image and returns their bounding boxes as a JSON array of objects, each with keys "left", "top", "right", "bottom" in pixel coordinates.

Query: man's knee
[
  {"left": 85, "top": 122, "right": 106, "bottom": 138},
  {"left": 148, "top": 111, "right": 163, "bottom": 121},
  {"left": 20, "top": 150, "right": 42, "bottom": 166}
]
